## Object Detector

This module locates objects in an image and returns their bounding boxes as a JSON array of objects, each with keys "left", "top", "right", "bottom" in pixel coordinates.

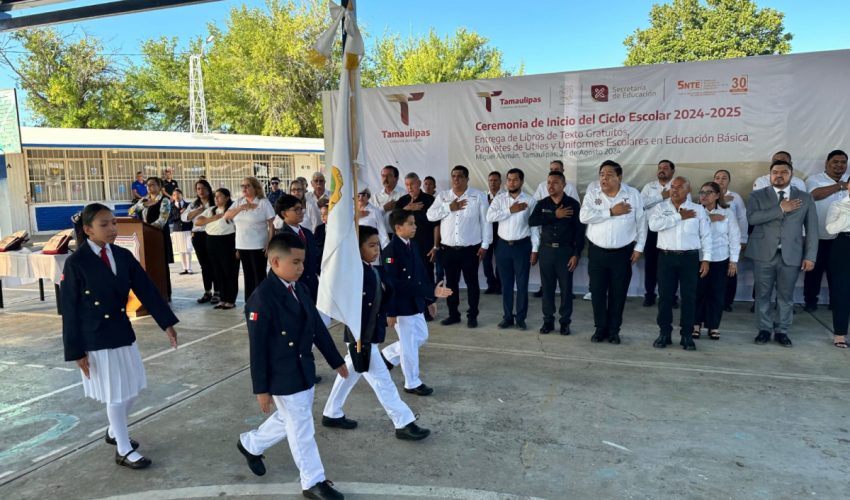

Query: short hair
[
  {"left": 243, "top": 176, "right": 266, "bottom": 198},
  {"left": 827, "top": 149, "right": 848, "bottom": 162},
  {"left": 312, "top": 171, "right": 325, "bottom": 180},
  {"left": 671, "top": 175, "right": 690, "bottom": 188},
  {"left": 550, "top": 160, "right": 564, "bottom": 169},
  {"left": 506, "top": 168, "right": 524, "bottom": 181},
  {"left": 390, "top": 209, "right": 414, "bottom": 230},
  {"left": 599, "top": 160, "right": 622, "bottom": 177},
  {"left": 275, "top": 194, "right": 302, "bottom": 215},
  {"left": 658, "top": 159, "right": 675, "bottom": 170},
  {"left": 488, "top": 171, "right": 501, "bottom": 179},
  {"left": 358, "top": 225, "right": 379, "bottom": 246},
  {"left": 714, "top": 169, "right": 731, "bottom": 181},
  {"left": 404, "top": 172, "right": 420, "bottom": 181},
  {"left": 452, "top": 165, "right": 469, "bottom": 178},
  {"left": 423, "top": 176, "right": 436, "bottom": 183},
  {"left": 270, "top": 176, "right": 280, "bottom": 183},
  {"left": 290, "top": 179, "right": 304, "bottom": 190},
  {"left": 146, "top": 176, "right": 163, "bottom": 188},
  {"left": 773, "top": 150, "right": 792, "bottom": 161},
  {"left": 382, "top": 165, "right": 399, "bottom": 178},
  {"left": 268, "top": 232, "right": 305, "bottom": 256},
  {"left": 173, "top": 188, "right": 183, "bottom": 196},
  {"left": 770, "top": 159, "right": 793, "bottom": 171},
  {"left": 359, "top": 187, "right": 371, "bottom": 197},
  {"left": 548, "top": 171, "right": 566, "bottom": 182},
  {"left": 135, "top": 171, "right": 143, "bottom": 176}
]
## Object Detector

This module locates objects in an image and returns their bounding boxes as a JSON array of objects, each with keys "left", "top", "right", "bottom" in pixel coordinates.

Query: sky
[{"left": 2, "top": 0, "right": 849, "bottom": 125}]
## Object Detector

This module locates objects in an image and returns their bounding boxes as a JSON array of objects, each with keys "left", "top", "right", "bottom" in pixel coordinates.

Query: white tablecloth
[{"left": 0, "top": 250, "right": 70, "bottom": 285}]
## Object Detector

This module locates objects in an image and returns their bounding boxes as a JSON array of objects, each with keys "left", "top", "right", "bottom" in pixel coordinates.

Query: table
[{"left": 0, "top": 250, "right": 69, "bottom": 313}]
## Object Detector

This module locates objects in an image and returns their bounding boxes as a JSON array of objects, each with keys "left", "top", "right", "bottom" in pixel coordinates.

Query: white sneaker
[{"left": 583, "top": 292, "right": 592, "bottom": 300}]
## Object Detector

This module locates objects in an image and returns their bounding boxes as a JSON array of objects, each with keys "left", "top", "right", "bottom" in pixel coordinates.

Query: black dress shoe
[
  {"left": 302, "top": 479, "right": 344, "bottom": 500},
  {"left": 533, "top": 289, "right": 543, "bottom": 298},
  {"left": 642, "top": 295, "right": 656, "bottom": 307},
  {"left": 497, "top": 319, "right": 515, "bottom": 329},
  {"left": 197, "top": 293, "right": 213, "bottom": 304},
  {"left": 590, "top": 331, "right": 608, "bottom": 343},
  {"left": 179, "top": 270, "right": 190, "bottom": 275},
  {"left": 539, "top": 323, "right": 554, "bottom": 334},
  {"left": 381, "top": 352, "right": 394, "bottom": 371},
  {"left": 754, "top": 330, "right": 772, "bottom": 345},
  {"left": 440, "top": 316, "right": 461, "bottom": 326},
  {"left": 653, "top": 333, "right": 670, "bottom": 348},
  {"left": 322, "top": 415, "right": 358, "bottom": 429},
  {"left": 395, "top": 422, "right": 431, "bottom": 441},
  {"left": 681, "top": 335, "right": 696, "bottom": 351},
  {"left": 314, "top": 375, "right": 323, "bottom": 384},
  {"left": 516, "top": 320, "right": 527, "bottom": 331},
  {"left": 774, "top": 333, "right": 793, "bottom": 347},
  {"left": 237, "top": 440, "right": 266, "bottom": 476},
  {"left": 114, "top": 450, "right": 151, "bottom": 469},
  {"left": 608, "top": 334, "right": 621, "bottom": 344},
  {"left": 404, "top": 384, "right": 434, "bottom": 396},
  {"left": 105, "top": 429, "right": 139, "bottom": 450},
  {"left": 467, "top": 317, "right": 478, "bottom": 328},
  {"left": 559, "top": 324, "right": 571, "bottom": 336},
  {"left": 803, "top": 304, "right": 817, "bottom": 313}
]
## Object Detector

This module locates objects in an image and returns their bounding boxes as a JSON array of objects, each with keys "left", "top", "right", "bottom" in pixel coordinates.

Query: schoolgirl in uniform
[
  {"left": 170, "top": 189, "right": 194, "bottom": 275},
  {"left": 62, "top": 203, "right": 179, "bottom": 469}
]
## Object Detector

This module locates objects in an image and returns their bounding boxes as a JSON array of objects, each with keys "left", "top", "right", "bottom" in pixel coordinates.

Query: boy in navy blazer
[
  {"left": 381, "top": 210, "right": 437, "bottom": 396},
  {"left": 274, "top": 194, "right": 320, "bottom": 302},
  {"left": 236, "top": 232, "right": 347, "bottom": 500},
  {"left": 321, "top": 225, "right": 430, "bottom": 441}
]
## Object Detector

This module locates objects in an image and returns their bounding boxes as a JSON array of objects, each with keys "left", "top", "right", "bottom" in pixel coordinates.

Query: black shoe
[
  {"left": 723, "top": 305, "right": 733, "bottom": 312},
  {"left": 210, "top": 295, "right": 221, "bottom": 305},
  {"left": 114, "top": 450, "right": 151, "bottom": 469},
  {"left": 314, "top": 375, "right": 323, "bottom": 384},
  {"left": 381, "top": 352, "right": 394, "bottom": 371},
  {"left": 440, "top": 316, "right": 461, "bottom": 326},
  {"left": 467, "top": 317, "right": 478, "bottom": 328},
  {"left": 749, "top": 304, "right": 755, "bottom": 313},
  {"left": 197, "top": 293, "right": 213, "bottom": 304},
  {"left": 516, "top": 320, "right": 527, "bottom": 331},
  {"left": 237, "top": 440, "right": 266, "bottom": 476},
  {"left": 754, "top": 330, "right": 772, "bottom": 344},
  {"left": 803, "top": 304, "right": 817, "bottom": 313},
  {"left": 642, "top": 295, "right": 656, "bottom": 307},
  {"left": 672, "top": 296, "right": 679, "bottom": 309},
  {"left": 395, "top": 422, "right": 431, "bottom": 441},
  {"left": 179, "top": 270, "right": 190, "bottom": 275},
  {"left": 653, "top": 333, "right": 670, "bottom": 348},
  {"left": 539, "top": 323, "right": 554, "bottom": 334},
  {"left": 302, "top": 479, "right": 344, "bottom": 500},
  {"left": 497, "top": 318, "right": 515, "bottom": 329},
  {"left": 424, "top": 312, "right": 434, "bottom": 322},
  {"left": 681, "top": 335, "right": 696, "bottom": 351},
  {"left": 404, "top": 384, "right": 434, "bottom": 396},
  {"left": 559, "top": 324, "right": 571, "bottom": 336},
  {"left": 533, "top": 289, "right": 543, "bottom": 298},
  {"left": 104, "top": 429, "right": 139, "bottom": 450},
  {"left": 322, "top": 415, "right": 358, "bottom": 430},
  {"left": 774, "top": 333, "right": 793, "bottom": 347},
  {"left": 608, "top": 333, "right": 621, "bottom": 345},
  {"left": 590, "top": 331, "right": 608, "bottom": 343}
]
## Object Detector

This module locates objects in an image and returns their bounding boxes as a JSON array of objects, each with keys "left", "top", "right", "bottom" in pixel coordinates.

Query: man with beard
[
  {"left": 375, "top": 165, "right": 407, "bottom": 233},
  {"left": 532, "top": 160, "right": 579, "bottom": 298},
  {"left": 640, "top": 160, "right": 677, "bottom": 308}
]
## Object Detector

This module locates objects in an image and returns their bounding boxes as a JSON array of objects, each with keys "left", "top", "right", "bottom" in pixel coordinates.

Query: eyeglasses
[
  {"left": 698, "top": 190, "right": 717, "bottom": 196},
  {"left": 270, "top": 181, "right": 279, "bottom": 185}
]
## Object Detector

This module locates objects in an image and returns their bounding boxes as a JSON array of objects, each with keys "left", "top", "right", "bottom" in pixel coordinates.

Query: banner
[{"left": 323, "top": 49, "right": 850, "bottom": 198}]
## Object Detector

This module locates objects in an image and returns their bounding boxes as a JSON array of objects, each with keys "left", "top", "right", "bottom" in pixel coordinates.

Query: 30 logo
[
  {"left": 591, "top": 85, "right": 609, "bottom": 102},
  {"left": 386, "top": 92, "right": 425, "bottom": 125},
  {"left": 476, "top": 90, "right": 503, "bottom": 112}
]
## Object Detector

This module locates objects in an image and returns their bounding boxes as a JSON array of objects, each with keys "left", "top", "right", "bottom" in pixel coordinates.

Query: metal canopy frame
[{"left": 0, "top": 0, "right": 221, "bottom": 32}]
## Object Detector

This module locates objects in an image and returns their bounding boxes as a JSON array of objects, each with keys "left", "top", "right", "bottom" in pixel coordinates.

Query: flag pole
[{"left": 342, "top": 0, "right": 363, "bottom": 354}]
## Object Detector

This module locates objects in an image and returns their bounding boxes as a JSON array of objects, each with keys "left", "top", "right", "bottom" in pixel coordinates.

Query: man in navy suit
[
  {"left": 274, "top": 194, "right": 320, "bottom": 302},
  {"left": 236, "top": 233, "right": 347, "bottom": 500},
  {"left": 381, "top": 210, "right": 436, "bottom": 396}
]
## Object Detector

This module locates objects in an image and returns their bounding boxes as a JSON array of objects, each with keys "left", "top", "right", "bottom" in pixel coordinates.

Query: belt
[
  {"left": 443, "top": 244, "right": 479, "bottom": 250},
  {"left": 590, "top": 242, "right": 633, "bottom": 253},
  {"left": 659, "top": 249, "right": 698, "bottom": 255},
  {"left": 503, "top": 237, "right": 530, "bottom": 246},
  {"left": 543, "top": 242, "right": 563, "bottom": 248}
]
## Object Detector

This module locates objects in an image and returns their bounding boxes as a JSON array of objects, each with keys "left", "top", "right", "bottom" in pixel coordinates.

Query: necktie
[
  {"left": 99, "top": 246, "right": 111, "bottom": 270},
  {"left": 778, "top": 190, "right": 786, "bottom": 204},
  {"left": 297, "top": 228, "right": 306, "bottom": 243},
  {"left": 288, "top": 284, "right": 298, "bottom": 301},
  {"left": 405, "top": 241, "right": 411, "bottom": 252}
]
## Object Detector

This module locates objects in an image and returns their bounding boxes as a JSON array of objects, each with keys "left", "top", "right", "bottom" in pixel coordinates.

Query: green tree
[
  {"left": 363, "top": 27, "right": 520, "bottom": 87},
  {"left": 127, "top": 37, "right": 193, "bottom": 131},
  {"left": 624, "top": 0, "right": 792, "bottom": 66},
  {"left": 0, "top": 28, "right": 143, "bottom": 128}
]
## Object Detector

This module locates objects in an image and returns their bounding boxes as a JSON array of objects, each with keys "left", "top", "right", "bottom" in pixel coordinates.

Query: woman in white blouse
[
  {"left": 825, "top": 174, "right": 850, "bottom": 349},
  {"left": 129, "top": 176, "right": 174, "bottom": 300},
  {"left": 693, "top": 181, "right": 741, "bottom": 340},
  {"left": 357, "top": 188, "right": 390, "bottom": 248},
  {"left": 224, "top": 176, "right": 275, "bottom": 301},
  {"left": 713, "top": 169, "right": 747, "bottom": 311},
  {"left": 181, "top": 180, "right": 218, "bottom": 304},
  {"left": 195, "top": 188, "right": 239, "bottom": 310}
]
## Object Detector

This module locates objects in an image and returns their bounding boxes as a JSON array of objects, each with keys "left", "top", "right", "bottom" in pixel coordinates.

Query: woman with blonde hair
[{"left": 224, "top": 176, "right": 275, "bottom": 301}]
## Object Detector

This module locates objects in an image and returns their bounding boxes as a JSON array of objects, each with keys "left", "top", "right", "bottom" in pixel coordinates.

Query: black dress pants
[
  {"left": 207, "top": 233, "right": 239, "bottom": 303},
  {"left": 657, "top": 250, "right": 699, "bottom": 336},
  {"left": 239, "top": 248, "right": 267, "bottom": 302},
  {"left": 829, "top": 234, "right": 850, "bottom": 335},
  {"left": 192, "top": 231, "right": 218, "bottom": 294},
  {"left": 644, "top": 230, "right": 659, "bottom": 298},
  {"left": 803, "top": 239, "right": 833, "bottom": 307},
  {"left": 443, "top": 244, "right": 481, "bottom": 320},
  {"left": 539, "top": 244, "right": 574, "bottom": 326},
  {"left": 588, "top": 243, "right": 633, "bottom": 336},
  {"left": 695, "top": 259, "right": 729, "bottom": 330}
]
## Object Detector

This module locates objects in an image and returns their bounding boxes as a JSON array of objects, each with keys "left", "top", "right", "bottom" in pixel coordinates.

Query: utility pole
[{"left": 189, "top": 35, "right": 214, "bottom": 135}]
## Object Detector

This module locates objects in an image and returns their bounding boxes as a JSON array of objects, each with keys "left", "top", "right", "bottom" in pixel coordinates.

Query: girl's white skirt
[
  {"left": 81, "top": 343, "right": 147, "bottom": 404},
  {"left": 171, "top": 231, "right": 194, "bottom": 254}
]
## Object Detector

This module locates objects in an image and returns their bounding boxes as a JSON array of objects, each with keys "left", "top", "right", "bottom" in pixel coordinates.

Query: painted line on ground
[
  {"left": 0, "top": 311, "right": 60, "bottom": 319},
  {"left": 426, "top": 341, "right": 850, "bottom": 384},
  {"left": 0, "top": 470, "right": 15, "bottom": 480},
  {"left": 87, "top": 425, "right": 109, "bottom": 438},
  {"left": 95, "top": 482, "right": 546, "bottom": 500},
  {"left": 0, "top": 322, "right": 246, "bottom": 416},
  {"left": 24, "top": 364, "right": 45, "bottom": 369},
  {"left": 164, "top": 389, "right": 189, "bottom": 401},
  {"left": 53, "top": 367, "right": 74, "bottom": 372},
  {"left": 129, "top": 406, "right": 152, "bottom": 418},
  {"left": 30, "top": 446, "right": 67, "bottom": 463},
  {"left": 602, "top": 440, "right": 631, "bottom": 452},
  {"left": 0, "top": 361, "right": 18, "bottom": 365}
]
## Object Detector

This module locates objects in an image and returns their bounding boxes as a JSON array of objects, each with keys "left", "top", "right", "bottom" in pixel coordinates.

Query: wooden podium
[{"left": 116, "top": 217, "right": 169, "bottom": 317}]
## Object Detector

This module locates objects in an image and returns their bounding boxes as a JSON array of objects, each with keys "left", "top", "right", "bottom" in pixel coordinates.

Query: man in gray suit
[{"left": 745, "top": 159, "right": 819, "bottom": 347}]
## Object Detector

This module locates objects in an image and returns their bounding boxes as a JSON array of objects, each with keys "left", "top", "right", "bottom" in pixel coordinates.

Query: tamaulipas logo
[
  {"left": 476, "top": 90, "right": 503, "bottom": 112},
  {"left": 386, "top": 92, "right": 425, "bottom": 125}
]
